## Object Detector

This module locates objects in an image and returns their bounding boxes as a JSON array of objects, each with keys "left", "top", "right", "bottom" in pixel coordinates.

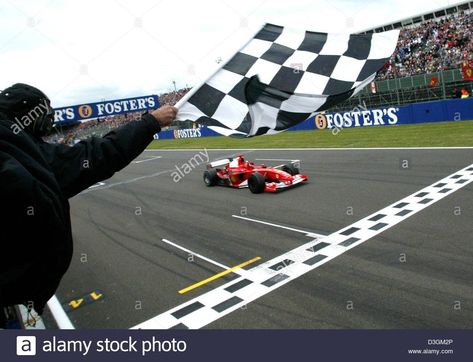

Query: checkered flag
[{"left": 176, "top": 23, "right": 399, "bottom": 137}]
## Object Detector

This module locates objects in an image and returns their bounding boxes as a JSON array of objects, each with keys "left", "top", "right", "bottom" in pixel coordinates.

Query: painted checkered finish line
[
  {"left": 132, "top": 163, "right": 473, "bottom": 329},
  {"left": 176, "top": 23, "right": 399, "bottom": 137}
]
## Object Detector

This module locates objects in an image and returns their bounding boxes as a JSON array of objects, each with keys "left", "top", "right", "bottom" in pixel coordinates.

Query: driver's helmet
[{"left": 229, "top": 158, "right": 239, "bottom": 168}]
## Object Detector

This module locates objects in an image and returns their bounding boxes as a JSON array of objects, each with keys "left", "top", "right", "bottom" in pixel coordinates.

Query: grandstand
[
  {"left": 359, "top": 1, "right": 473, "bottom": 33},
  {"left": 333, "top": 2, "right": 473, "bottom": 112}
]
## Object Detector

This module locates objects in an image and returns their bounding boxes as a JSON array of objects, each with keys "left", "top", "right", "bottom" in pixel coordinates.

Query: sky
[{"left": 0, "top": 0, "right": 467, "bottom": 107}]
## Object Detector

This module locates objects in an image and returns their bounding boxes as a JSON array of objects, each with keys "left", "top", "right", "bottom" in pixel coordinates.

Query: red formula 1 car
[{"left": 203, "top": 155, "right": 308, "bottom": 193}]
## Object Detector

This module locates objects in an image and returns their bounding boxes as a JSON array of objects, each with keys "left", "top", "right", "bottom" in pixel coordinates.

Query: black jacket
[{"left": 0, "top": 114, "right": 160, "bottom": 312}]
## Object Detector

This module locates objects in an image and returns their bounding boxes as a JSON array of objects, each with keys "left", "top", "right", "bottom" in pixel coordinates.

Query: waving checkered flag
[{"left": 176, "top": 23, "right": 399, "bottom": 137}]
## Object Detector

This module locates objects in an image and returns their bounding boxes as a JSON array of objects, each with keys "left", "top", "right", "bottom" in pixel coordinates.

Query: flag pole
[{"left": 173, "top": 23, "right": 266, "bottom": 111}]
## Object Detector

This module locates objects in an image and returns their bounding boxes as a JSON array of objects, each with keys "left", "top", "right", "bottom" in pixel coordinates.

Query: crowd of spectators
[
  {"left": 377, "top": 11, "right": 473, "bottom": 79},
  {"left": 47, "top": 87, "right": 191, "bottom": 144},
  {"left": 158, "top": 87, "right": 191, "bottom": 106},
  {"left": 47, "top": 112, "right": 143, "bottom": 144}
]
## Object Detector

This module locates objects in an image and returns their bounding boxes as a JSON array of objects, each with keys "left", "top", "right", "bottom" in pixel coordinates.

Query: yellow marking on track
[
  {"left": 69, "top": 298, "right": 84, "bottom": 309},
  {"left": 90, "top": 292, "right": 103, "bottom": 300},
  {"left": 178, "top": 257, "right": 261, "bottom": 294}
]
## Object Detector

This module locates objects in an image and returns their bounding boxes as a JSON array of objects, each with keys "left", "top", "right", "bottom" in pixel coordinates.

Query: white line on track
[
  {"left": 161, "top": 238, "right": 243, "bottom": 275},
  {"left": 87, "top": 181, "right": 106, "bottom": 189},
  {"left": 145, "top": 147, "right": 473, "bottom": 151},
  {"left": 133, "top": 156, "right": 162, "bottom": 164},
  {"left": 79, "top": 169, "right": 172, "bottom": 194},
  {"left": 232, "top": 215, "right": 326, "bottom": 239},
  {"left": 132, "top": 162, "right": 473, "bottom": 329},
  {"left": 47, "top": 295, "right": 75, "bottom": 329},
  {"left": 255, "top": 158, "right": 298, "bottom": 161}
]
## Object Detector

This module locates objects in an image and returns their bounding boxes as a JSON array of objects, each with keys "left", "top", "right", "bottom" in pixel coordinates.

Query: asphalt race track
[{"left": 49, "top": 148, "right": 473, "bottom": 329}]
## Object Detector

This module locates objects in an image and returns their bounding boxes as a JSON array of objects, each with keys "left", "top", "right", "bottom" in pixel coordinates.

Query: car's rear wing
[
  {"left": 208, "top": 158, "right": 301, "bottom": 169},
  {"left": 208, "top": 158, "right": 232, "bottom": 168}
]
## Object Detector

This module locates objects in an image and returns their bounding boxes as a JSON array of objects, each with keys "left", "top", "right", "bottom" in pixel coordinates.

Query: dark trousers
[
  {"left": 0, "top": 307, "right": 7, "bottom": 329},
  {"left": 0, "top": 306, "right": 22, "bottom": 329}
]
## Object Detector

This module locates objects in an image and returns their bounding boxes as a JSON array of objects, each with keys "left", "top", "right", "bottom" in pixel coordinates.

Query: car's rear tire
[
  {"left": 203, "top": 169, "right": 218, "bottom": 186},
  {"left": 282, "top": 164, "right": 299, "bottom": 175},
  {"left": 248, "top": 173, "right": 266, "bottom": 194}
]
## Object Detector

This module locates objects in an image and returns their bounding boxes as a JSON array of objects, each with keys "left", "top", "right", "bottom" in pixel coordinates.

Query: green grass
[{"left": 148, "top": 120, "right": 473, "bottom": 149}]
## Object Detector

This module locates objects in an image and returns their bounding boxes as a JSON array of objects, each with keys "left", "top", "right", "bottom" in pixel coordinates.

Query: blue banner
[
  {"left": 154, "top": 127, "right": 220, "bottom": 140},
  {"left": 54, "top": 95, "right": 160, "bottom": 125},
  {"left": 292, "top": 98, "right": 473, "bottom": 131},
  {"left": 154, "top": 98, "right": 473, "bottom": 140}
]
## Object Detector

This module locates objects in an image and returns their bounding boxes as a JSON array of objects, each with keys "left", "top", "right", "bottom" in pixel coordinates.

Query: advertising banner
[
  {"left": 155, "top": 98, "right": 473, "bottom": 140},
  {"left": 291, "top": 98, "right": 473, "bottom": 131},
  {"left": 54, "top": 95, "right": 160, "bottom": 124}
]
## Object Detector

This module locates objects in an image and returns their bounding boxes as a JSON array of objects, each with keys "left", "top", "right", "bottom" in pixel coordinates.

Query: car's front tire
[
  {"left": 203, "top": 169, "right": 218, "bottom": 186},
  {"left": 248, "top": 173, "right": 266, "bottom": 194},
  {"left": 282, "top": 164, "right": 299, "bottom": 176}
]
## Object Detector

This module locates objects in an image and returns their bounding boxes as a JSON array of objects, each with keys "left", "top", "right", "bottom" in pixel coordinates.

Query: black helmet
[{"left": 0, "top": 83, "right": 54, "bottom": 137}]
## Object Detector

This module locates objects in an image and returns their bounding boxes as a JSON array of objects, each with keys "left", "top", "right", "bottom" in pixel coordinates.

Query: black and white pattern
[
  {"left": 176, "top": 24, "right": 399, "bottom": 137},
  {"left": 132, "top": 163, "right": 473, "bottom": 329}
]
